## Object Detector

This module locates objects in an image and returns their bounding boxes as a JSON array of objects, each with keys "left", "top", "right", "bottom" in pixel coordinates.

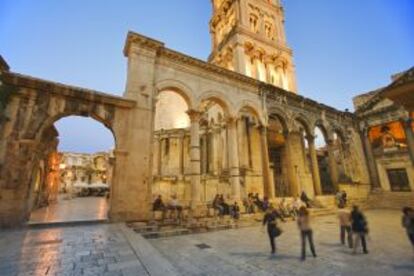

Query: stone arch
[
  {"left": 32, "top": 109, "right": 117, "bottom": 147},
  {"left": 267, "top": 106, "right": 289, "bottom": 132},
  {"left": 197, "top": 90, "right": 234, "bottom": 116},
  {"left": 293, "top": 113, "right": 312, "bottom": 136},
  {"left": 155, "top": 79, "right": 195, "bottom": 109},
  {"left": 234, "top": 100, "right": 265, "bottom": 125},
  {"left": 312, "top": 119, "right": 330, "bottom": 141}
]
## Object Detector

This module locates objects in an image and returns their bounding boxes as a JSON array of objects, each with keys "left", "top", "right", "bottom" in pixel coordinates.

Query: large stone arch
[
  {"left": 293, "top": 113, "right": 313, "bottom": 136},
  {"left": 197, "top": 90, "right": 235, "bottom": 116},
  {"left": 155, "top": 79, "right": 195, "bottom": 109},
  {"left": 267, "top": 106, "right": 290, "bottom": 132},
  {"left": 235, "top": 100, "right": 266, "bottom": 125}
]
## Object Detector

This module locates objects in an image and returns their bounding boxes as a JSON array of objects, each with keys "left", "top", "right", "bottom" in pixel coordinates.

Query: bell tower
[{"left": 209, "top": 0, "right": 297, "bottom": 93}]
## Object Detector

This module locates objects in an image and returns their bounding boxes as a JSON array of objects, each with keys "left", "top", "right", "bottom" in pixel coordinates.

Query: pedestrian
[
  {"left": 341, "top": 190, "right": 348, "bottom": 206},
  {"left": 300, "top": 191, "right": 312, "bottom": 208},
  {"left": 351, "top": 205, "right": 369, "bottom": 254},
  {"left": 402, "top": 207, "right": 414, "bottom": 254},
  {"left": 337, "top": 203, "right": 353, "bottom": 248},
  {"left": 297, "top": 206, "right": 317, "bottom": 260},
  {"left": 262, "top": 205, "right": 284, "bottom": 255},
  {"left": 230, "top": 201, "right": 240, "bottom": 220}
]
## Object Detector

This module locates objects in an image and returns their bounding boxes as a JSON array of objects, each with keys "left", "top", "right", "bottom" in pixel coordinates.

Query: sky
[{"left": 1, "top": 0, "right": 413, "bottom": 153}]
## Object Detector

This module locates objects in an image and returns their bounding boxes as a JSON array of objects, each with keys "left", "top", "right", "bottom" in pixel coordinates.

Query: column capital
[
  {"left": 305, "top": 134, "right": 316, "bottom": 143},
  {"left": 186, "top": 109, "right": 202, "bottom": 122},
  {"left": 226, "top": 116, "right": 239, "bottom": 126}
]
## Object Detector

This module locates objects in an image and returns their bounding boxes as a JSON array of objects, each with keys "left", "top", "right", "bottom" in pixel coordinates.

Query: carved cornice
[{"left": 123, "top": 31, "right": 165, "bottom": 57}]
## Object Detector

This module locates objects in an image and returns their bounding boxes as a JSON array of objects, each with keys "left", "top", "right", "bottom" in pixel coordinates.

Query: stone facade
[
  {"left": 59, "top": 151, "right": 113, "bottom": 195},
  {"left": 0, "top": 1, "right": 411, "bottom": 227},
  {"left": 354, "top": 69, "right": 414, "bottom": 197}
]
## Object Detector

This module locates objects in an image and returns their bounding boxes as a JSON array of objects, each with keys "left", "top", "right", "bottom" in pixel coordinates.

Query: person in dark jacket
[
  {"left": 351, "top": 205, "right": 369, "bottom": 254},
  {"left": 152, "top": 195, "right": 166, "bottom": 220},
  {"left": 300, "top": 191, "right": 311, "bottom": 208},
  {"left": 262, "top": 205, "right": 284, "bottom": 254},
  {"left": 402, "top": 207, "right": 414, "bottom": 254}
]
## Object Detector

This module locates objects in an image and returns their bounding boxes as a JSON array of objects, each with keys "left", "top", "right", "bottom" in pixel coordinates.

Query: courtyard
[{"left": 0, "top": 209, "right": 413, "bottom": 276}]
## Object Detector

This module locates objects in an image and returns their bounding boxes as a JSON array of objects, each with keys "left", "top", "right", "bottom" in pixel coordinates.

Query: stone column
[
  {"left": 402, "top": 118, "right": 414, "bottom": 165},
  {"left": 284, "top": 131, "right": 300, "bottom": 196},
  {"left": 179, "top": 132, "right": 185, "bottom": 176},
  {"left": 260, "top": 126, "right": 275, "bottom": 198},
  {"left": 307, "top": 135, "right": 322, "bottom": 195},
  {"left": 187, "top": 110, "right": 202, "bottom": 207},
  {"left": 201, "top": 133, "right": 208, "bottom": 174},
  {"left": 227, "top": 117, "right": 241, "bottom": 201},
  {"left": 154, "top": 134, "right": 161, "bottom": 176},
  {"left": 234, "top": 44, "right": 247, "bottom": 75},
  {"left": 327, "top": 139, "right": 339, "bottom": 191},
  {"left": 360, "top": 127, "right": 381, "bottom": 190}
]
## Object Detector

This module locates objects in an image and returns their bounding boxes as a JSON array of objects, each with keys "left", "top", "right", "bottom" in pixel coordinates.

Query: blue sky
[{"left": 1, "top": 0, "right": 413, "bottom": 152}]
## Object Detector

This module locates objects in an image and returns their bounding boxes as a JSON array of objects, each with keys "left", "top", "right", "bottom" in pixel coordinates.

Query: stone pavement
[
  {"left": 0, "top": 224, "right": 170, "bottom": 276},
  {"left": 0, "top": 210, "right": 413, "bottom": 276},
  {"left": 149, "top": 209, "right": 414, "bottom": 276},
  {"left": 29, "top": 196, "right": 109, "bottom": 224}
]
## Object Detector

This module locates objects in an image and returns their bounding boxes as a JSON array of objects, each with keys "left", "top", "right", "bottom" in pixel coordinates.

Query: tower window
[
  {"left": 265, "top": 22, "right": 273, "bottom": 39},
  {"left": 249, "top": 14, "right": 259, "bottom": 33}
]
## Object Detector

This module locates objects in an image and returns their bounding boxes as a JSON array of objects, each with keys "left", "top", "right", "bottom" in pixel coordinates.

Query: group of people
[
  {"left": 243, "top": 193, "right": 270, "bottom": 213},
  {"left": 152, "top": 194, "right": 183, "bottom": 220},
  {"left": 212, "top": 194, "right": 240, "bottom": 219},
  {"left": 262, "top": 204, "right": 370, "bottom": 260}
]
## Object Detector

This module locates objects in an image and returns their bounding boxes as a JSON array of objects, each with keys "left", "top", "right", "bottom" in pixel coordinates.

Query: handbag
[{"left": 271, "top": 226, "right": 282, "bottom": 237}]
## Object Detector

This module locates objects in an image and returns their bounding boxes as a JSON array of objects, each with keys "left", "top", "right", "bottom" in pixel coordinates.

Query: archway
[
  {"left": 28, "top": 116, "right": 116, "bottom": 223},
  {"left": 237, "top": 106, "right": 263, "bottom": 199},
  {"left": 198, "top": 96, "right": 232, "bottom": 202},
  {"left": 314, "top": 125, "right": 334, "bottom": 194},
  {"left": 153, "top": 90, "right": 191, "bottom": 204},
  {"left": 267, "top": 113, "right": 291, "bottom": 197}
]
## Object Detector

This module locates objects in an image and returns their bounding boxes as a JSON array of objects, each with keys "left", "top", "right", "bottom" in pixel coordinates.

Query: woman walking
[
  {"left": 297, "top": 206, "right": 317, "bottom": 260},
  {"left": 351, "top": 205, "right": 369, "bottom": 254},
  {"left": 262, "top": 205, "right": 284, "bottom": 255}
]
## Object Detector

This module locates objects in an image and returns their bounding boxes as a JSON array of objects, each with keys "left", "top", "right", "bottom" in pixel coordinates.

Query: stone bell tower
[{"left": 208, "top": 0, "right": 297, "bottom": 93}]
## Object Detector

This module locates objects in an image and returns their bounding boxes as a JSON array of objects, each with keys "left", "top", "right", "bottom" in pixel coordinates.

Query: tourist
[
  {"left": 168, "top": 195, "right": 183, "bottom": 220},
  {"left": 219, "top": 194, "right": 230, "bottom": 215},
  {"left": 262, "top": 196, "right": 270, "bottom": 211},
  {"left": 278, "top": 198, "right": 290, "bottom": 218},
  {"left": 297, "top": 206, "right": 317, "bottom": 260},
  {"left": 300, "top": 191, "right": 312, "bottom": 208},
  {"left": 291, "top": 197, "right": 303, "bottom": 219},
  {"left": 153, "top": 195, "right": 166, "bottom": 219},
  {"left": 262, "top": 205, "right": 284, "bottom": 254},
  {"left": 253, "top": 193, "right": 264, "bottom": 211},
  {"left": 153, "top": 195, "right": 165, "bottom": 211},
  {"left": 402, "top": 207, "right": 414, "bottom": 254},
  {"left": 213, "top": 194, "right": 224, "bottom": 216},
  {"left": 341, "top": 190, "right": 348, "bottom": 206},
  {"left": 243, "top": 195, "right": 255, "bottom": 214},
  {"left": 337, "top": 203, "right": 353, "bottom": 248},
  {"left": 335, "top": 191, "right": 343, "bottom": 207},
  {"left": 351, "top": 205, "right": 369, "bottom": 254},
  {"left": 230, "top": 202, "right": 240, "bottom": 220}
]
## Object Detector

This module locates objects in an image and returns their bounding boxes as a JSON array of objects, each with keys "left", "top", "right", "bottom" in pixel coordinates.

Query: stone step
[
  {"left": 142, "top": 228, "right": 191, "bottom": 239},
  {"left": 133, "top": 225, "right": 159, "bottom": 233}
]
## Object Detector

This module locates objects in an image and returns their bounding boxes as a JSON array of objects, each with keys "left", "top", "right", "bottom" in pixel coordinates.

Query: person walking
[
  {"left": 351, "top": 205, "right": 369, "bottom": 254},
  {"left": 337, "top": 203, "right": 353, "bottom": 248},
  {"left": 297, "top": 206, "right": 317, "bottom": 260},
  {"left": 402, "top": 207, "right": 414, "bottom": 254},
  {"left": 262, "top": 205, "right": 284, "bottom": 255}
]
